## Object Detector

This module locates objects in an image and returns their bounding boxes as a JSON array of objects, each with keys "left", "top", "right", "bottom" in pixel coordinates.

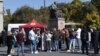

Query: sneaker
[
  {"left": 11, "top": 49, "right": 15, "bottom": 54},
  {"left": 67, "top": 50, "right": 71, "bottom": 52},
  {"left": 35, "top": 51, "right": 39, "bottom": 54},
  {"left": 8, "top": 54, "right": 12, "bottom": 56}
]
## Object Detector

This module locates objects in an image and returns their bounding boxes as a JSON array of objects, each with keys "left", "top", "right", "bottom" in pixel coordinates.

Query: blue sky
[{"left": 4, "top": 0, "right": 91, "bottom": 13}]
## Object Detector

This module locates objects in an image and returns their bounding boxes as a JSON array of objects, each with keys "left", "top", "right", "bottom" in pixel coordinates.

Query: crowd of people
[{"left": 0, "top": 26, "right": 100, "bottom": 56}]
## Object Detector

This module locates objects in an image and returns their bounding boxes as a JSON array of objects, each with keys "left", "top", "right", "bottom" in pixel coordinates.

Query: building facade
[{"left": 0, "top": 0, "right": 3, "bottom": 32}]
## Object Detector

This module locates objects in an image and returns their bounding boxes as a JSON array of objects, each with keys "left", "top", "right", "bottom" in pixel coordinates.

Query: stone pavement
[{"left": 0, "top": 46, "right": 100, "bottom": 56}]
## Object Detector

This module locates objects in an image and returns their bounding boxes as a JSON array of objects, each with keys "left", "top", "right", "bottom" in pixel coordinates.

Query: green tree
[
  {"left": 80, "top": 2, "right": 100, "bottom": 27},
  {"left": 91, "top": 0, "right": 100, "bottom": 14},
  {"left": 81, "top": 2, "right": 97, "bottom": 23},
  {"left": 10, "top": 5, "right": 49, "bottom": 25},
  {"left": 5, "top": 0, "right": 100, "bottom": 28},
  {"left": 86, "top": 11, "right": 100, "bottom": 27},
  {"left": 4, "top": 9, "right": 12, "bottom": 28},
  {"left": 11, "top": 6, "right": 36, "bottom": 23},
  {"left": 57, "top": 3, "right": 70, "bottom": 22},
  {"left": 38, "top": 7, "right": 49, "bottom": 24},
  {"left": 69, "top": 0, "right": 83, "bottom": 22}
]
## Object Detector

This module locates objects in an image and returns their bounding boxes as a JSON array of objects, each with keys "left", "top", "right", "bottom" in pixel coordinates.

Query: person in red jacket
[{"left": 16, "top": 28, "right": 25, "bottom": 56}]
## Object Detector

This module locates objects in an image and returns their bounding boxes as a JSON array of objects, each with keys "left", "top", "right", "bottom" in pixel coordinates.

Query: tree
[
  {"left": 4, "top": 9, "right": 12, "bottom": 28},
  {"left": 5, "top": 0, "right": 100, "bottom": 28},
  {"left": 11, "top": 6, "right": 36, "bottom": 23},
  {"left": 91, "top": 0, "right": 100, "bottom": 14},
  {"left": 86, "top": 11, "right": 100, "bottom": 27},
  {"left": 69, "top": 0, "right": 83, "bottom": 22},
  {"left": 57, "top": 3, "right": 70, "bottom": 22},
  {"left": 11, "top": 5, "right": 49, "bottom": 25},
  {"left": 38, "top": 7, "right": 49, "bottom": 24},
  {"left": 80, "top": 2, "right": 100, "bottom": 27}
]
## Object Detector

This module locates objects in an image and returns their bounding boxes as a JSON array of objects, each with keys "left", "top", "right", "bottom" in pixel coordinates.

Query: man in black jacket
[
  {"left": 81, "top": 26, "right": 89, "bottom": 55},
  {"left": 91, "top": 27, "right": 99, "bottom": 54}
]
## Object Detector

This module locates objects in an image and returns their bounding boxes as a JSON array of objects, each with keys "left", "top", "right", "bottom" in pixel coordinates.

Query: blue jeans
[
  {"left": 76, "top": 38, "right": 81, "bottom": 50},
  {"left": 55, "top": 40, "right": 59, "bottom": 51},
  {"left": 54, "top": 40, "right": 59, "bottom": 51},
  {"left": 69, "top": 39, "right": 76, "bottom": 51},
  {"left": 11, "top": 40, "right": 15, "bottom": 49},
  {"left": 30, "top": 40, "right": 36, "bottom": 52},
  {"left": 17, "top": 42, "right": 24, "bottom": 56}
]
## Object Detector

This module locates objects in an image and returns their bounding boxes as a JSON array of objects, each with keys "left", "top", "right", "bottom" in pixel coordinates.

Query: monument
[
  {"left": 0, "top": 0, "right": 3, "bottom": 32},
  {"left": 48, "top": 2, "right": 65, "bottom": 30}
]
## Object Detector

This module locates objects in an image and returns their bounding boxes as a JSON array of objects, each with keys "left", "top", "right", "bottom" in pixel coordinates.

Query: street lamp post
[{"left": 44, "top": 0, "right": 45, "bottom": 8}]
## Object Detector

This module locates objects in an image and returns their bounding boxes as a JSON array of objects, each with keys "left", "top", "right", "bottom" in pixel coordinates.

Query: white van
[{"left": 8, "top": 24, "right": 26, "bottom": 31}]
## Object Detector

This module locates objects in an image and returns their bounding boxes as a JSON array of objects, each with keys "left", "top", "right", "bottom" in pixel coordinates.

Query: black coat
[
  {"left": 81, "top": 29, "right": 88, "bottom": 42},
  {"left": 91, "top": 30, "right": 99, "bottom": 43}
]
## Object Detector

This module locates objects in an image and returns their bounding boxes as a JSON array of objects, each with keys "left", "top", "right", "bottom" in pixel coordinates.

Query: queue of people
[{"left": 0, "top": 26, "right": 100, "bottom": 56}]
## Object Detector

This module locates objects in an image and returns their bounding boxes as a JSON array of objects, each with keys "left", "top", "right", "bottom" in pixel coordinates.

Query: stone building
[{"left": 0, "top": 0, "right": 3, "bottom": 32}]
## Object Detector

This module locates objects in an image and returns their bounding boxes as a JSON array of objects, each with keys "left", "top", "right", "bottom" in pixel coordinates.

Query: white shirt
[
  {"left": 29, "top": 30, "right": 36, "bottom": 40},
  {"left": 76, "top": 28, "right": 81, "bottom": 39},
  {"left": 47, "top": 33, "right": 52, "bottom": 41},
  {"left": 88, "top": 32, "right": 91, "bottom": 42}
]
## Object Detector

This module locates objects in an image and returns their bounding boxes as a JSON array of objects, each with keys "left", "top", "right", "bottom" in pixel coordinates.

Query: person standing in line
[
  {"left": 58, "top": 30, "right": 62, "bottom": 50},
  {"left": 7, "top": 29, "right": 16, "bottom": 56},
  {"left": 97, "top": 28, "right": 100, "bottom": 49},
  {"left": 22, "top": 28, "right": 26, "bottom": 42},
  {"left": 91, "top": 27, "right": 99, "bottom": 55},
  {"left": 36, "top": 29, "right": 41, "bottom": 51},
  {"left": 46, "top": 31, "right": 52, "bottom": 52},
  {"left": 65, "top": 28, "right": 69, "bottom": 50},
  {"left": 41, "top": 32, "right": 45, "bottom": 51},
  {"left": 52, "top": 29, "right": 59, "bottom": 51},
  {"left": 0, "top": 35, "right": 2, "bottom": 47},
  {"left": 16, "top": 28, "right": 25, "bottom": 56},
  {"left": 43, "top": 31, "right": 48, "bottom": 51},
  {"left": 7, "top": 31, "right": 12, "bottom": 56},
  {"left": 35, "top": 29, "right": 41, "bottom": 53},
  {"left": 11, "top": 29, "right": 17, "bottom": 54},
  {"left": 67, "top": 29, "right": 76, "bottom": 52},
  {"left": 76, "top": 27, "right": 82, "bottom": 52},
  {"left": 88, "top": 28, "right": 92, "bottom": 49},
  {"left": 60, "top": 29, "right": 66, "bottom": 50},
  {"left": 99, "top": 28, "right": 100, "bottom": 49},
  {"left": 81, "top": 26, "right": 89, "bottom": 55},
  {"left": 29, "top": 28, "right": 37, "bottom": 54},
  {"left": 1, "top": 29, "right": 7, "bottom": 46}
]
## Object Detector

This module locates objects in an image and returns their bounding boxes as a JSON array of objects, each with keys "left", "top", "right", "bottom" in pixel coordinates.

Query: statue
[
  {"left": 51, "top": 2, "right": 58, "bottom": 10},
  {"left": 49, "top": 2, "right": 62, "bottom": 19}
]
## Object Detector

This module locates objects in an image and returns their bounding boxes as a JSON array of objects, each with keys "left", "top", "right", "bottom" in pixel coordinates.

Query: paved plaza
[{"left": 0, "top": 46, "right": 100, "bottom": 56}]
